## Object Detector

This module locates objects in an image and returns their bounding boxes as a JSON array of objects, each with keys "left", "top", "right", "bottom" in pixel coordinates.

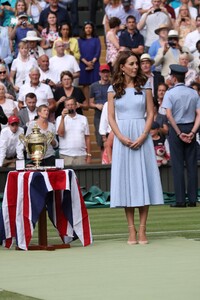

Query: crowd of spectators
[{"left": 0, "top": 0, "right": 200, "bottom": 167}]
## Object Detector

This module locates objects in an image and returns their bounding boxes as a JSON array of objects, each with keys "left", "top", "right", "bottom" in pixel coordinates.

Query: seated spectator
[
  {"left": 191, "top": 40, "right": 200, "bottom": 74},
  {"left": 104, "top": 0, "right": 123, "bottom": 33},
  {"left": 0, "top": 115, "right": 24, "bottom": 167},
  {"left": 40, "top": 11, "right": 59, "bottom": 58},
  {"left": 26, "top": 104, "right": 58, "bottom": 166},
  {"left": 0, "top": 64, "right": 16, "bottom": 100},
  {"left": 27, "top": 0, "right": 46, "bottom": 30},
  {"left": 0, "top": 83, "right": 18, "bottom": 120},
  {"left": 0, "top": 26, "right": 13, "bottom": 68},
  {"left": 38, "top": 54, "right": 58, "bottom": 89},
  {"left": 10, "top": 41, "right": 37, "bottom": 93},
  {"left": 148, "top": 24, "right": 170, "bottom": 72},
  {"left": 106, "top": 17, "right": 121, "bottom": 72},
  {"left": 0, "top": 106, "right": 8, "bottom": 132},
  {"left": 38, "top": 0, "right": 71, "bottom": 33},
  {"left": 150, "top": 121, "right": 169, "bottom": 167},
  {"left": 175, "top": 0, "right": 198, "bottom": 19},
  {"left": 56, "top": 97, "right": 91, "bottom": 166},
  {"left": 52, "top": 22, "right": 80, "bottom": 62},
  {"left": 54, "top": 70, "right": 87, "bottom": 118},
  {"left": 154, "top": 29, "right": 193, "bottom": 79},
  {"left": 49, "top": 40, "right": 80, "bottom": 85},
  {"left": 89, "top": 64, "right": 111, "bottom": 155},
  {"left": 190, "top": 81, "right": 200, "bottom": 95},
  {"left": 78, "top": 21, "right": 101, "bottom": 101},
  {"left": 102, "top": 130, "right": 114, "bottom": 164},
  {"left": 9, "top": 12, "right": 34, "bottom": 57},
  {"left": 119, "top": 15, "right": 144, "bottom": 55},
  {"left": 140, "top": 53, "right": 164, "bottom": 97},
  {"left": 155, "top": 82, "right": 168, "bottom": 115},
  {"left": 137, "top": 0, "right": 173, "bottom": 51},
  {"left": 1, "top": 0, "right": 26, "bottom": 28},
  {"left": 18, "top": 92, "right": 37, "bottom": 133},
  {"left": 22, "top": 30, "right": 44, "bottom": 60},
  {"left": 179, "top": 52, "right": 198, "bottom": 85},
  {"left": 18, "top": 67, "right": 56, "bottom": 113},
  {"left": 120, "top": 0, "right": 141, "bottom": 25},
  {"left": 153, "top": 96, "right": 169, "bottom": 136},
  {"left": 174, "top": 4, "right": 196, "bottom": 46},
  {"left": 184, "top": 15, "right": 200, "bottom": 55}
]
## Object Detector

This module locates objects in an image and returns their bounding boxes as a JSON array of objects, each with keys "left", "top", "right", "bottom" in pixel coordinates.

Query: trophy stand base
[{"left": 16, "top": 206, "right": 71, "bottom": 251}]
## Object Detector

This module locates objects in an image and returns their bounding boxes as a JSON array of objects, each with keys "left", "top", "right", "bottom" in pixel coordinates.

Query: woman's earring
[{"left": 122, "top": 72, "right": 125, "bottom": 76}]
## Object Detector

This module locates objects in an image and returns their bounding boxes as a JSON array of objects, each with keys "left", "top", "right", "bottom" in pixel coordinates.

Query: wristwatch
[{"left": 87, "top": 153, "right": 92, "bottom": 157}]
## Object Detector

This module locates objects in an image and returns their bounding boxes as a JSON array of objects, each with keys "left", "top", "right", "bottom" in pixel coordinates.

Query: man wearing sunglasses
[
  {"left": 0, "top": 64, "right": 16, "bottom": 100},
  {"left": 0, "top": 115, "right": 24, "bottom": 167}
]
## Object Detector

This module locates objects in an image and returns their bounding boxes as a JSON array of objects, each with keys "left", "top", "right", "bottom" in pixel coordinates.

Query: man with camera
[
  {"left": 9, "top": 12, "right": 34, "bottom": 58},
  {"left": 38, "top": 54, "right": 58, "bottom": 90},
  {"left": 18, "top": 67, "right": 56, "bottom": 114},
  {"left": 56, "top": 97, "right": 91, "bottom": 166},
  {"left": 137, "top": 0, "right": 172, "bottom": 51},
  {"left": 154, "top": 29, "right": 193, "bottom": 79}
]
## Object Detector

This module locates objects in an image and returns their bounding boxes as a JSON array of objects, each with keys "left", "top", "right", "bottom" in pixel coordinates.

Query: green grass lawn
[
  {"left": 30, "top": 204, "right": 200, "bottom": 244},
  {"left": 1, "top": 204, "right": 200, "bottom": 300}
]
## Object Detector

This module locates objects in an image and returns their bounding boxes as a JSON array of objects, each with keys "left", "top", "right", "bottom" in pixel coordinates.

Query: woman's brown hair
[{"left": 112, "top": 51, "right": 148, "bottom": 99}]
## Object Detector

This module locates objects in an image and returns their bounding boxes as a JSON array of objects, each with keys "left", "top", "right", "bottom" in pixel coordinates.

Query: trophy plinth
[{"left": 19, "top": 124, "right": 54, "bottom": 168}]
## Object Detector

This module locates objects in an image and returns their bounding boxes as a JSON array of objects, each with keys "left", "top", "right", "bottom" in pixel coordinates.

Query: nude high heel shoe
[
  {"left": 138, "top": 225, "right": 148, "bottom": 245},
  {"left": 127, "top": 225, "right": 138, "bottom": 245}
]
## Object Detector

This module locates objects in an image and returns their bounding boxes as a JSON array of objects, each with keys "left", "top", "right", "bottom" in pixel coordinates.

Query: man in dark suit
[{"left": 18, "top": 93, "right": 37, "bottom": 133}]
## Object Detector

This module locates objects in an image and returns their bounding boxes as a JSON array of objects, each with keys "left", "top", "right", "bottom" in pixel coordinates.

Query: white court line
[{"left": 30, "top": 229, "right": 200, "bottom": 241}]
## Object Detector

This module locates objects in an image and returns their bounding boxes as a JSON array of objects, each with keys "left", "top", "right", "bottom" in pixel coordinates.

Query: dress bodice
[{"left": 114, "top": 87, "right": 146, "bottom": 120}]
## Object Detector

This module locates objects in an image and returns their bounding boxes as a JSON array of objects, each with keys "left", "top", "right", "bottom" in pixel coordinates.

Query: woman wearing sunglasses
[{"left": 0, "top": 64, "right": 16, "bottom": 100}]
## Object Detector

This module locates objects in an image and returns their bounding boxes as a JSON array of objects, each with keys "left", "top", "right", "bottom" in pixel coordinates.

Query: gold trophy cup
[{"left": 19, "top": 124, "right": 54, "bottom": 168}]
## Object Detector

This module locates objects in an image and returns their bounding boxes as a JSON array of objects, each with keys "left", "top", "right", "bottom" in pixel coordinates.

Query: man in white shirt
[
  {"left": 137, "top": 0, "right": 172, "bottom": 50},
  {"left": 38, "top": 54, "right": 58, "bottom": 89},
  {"left": 18, "top": 67, "right": 56, "bottom": 113},
  {"left": 184, "top": 15, "right": 200, "bottom": 55},
  {"left": 0, "top": 115, "right": 24, "bottom": 167},
  {"left": 56, "top": 97, "right": 91, "bottom": 166},
  {"left": 49, "top": 40, "right": 80, "bottom": 84},
  {"left": 18, "top": 92, "right": 37, "bottom": 132}
]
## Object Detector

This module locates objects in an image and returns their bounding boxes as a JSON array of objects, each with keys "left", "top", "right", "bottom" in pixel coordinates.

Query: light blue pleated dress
[{"left": 109, "top": 84, "right": 164, "bottom": 207}]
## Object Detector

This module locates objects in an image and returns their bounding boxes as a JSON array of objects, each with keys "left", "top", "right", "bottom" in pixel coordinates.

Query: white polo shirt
[
  {"left": 18, "top": 82, "right": 54, "bottom": 106},
  {"left": 56, "top": 113, "right": 90, "bottom": 156}
]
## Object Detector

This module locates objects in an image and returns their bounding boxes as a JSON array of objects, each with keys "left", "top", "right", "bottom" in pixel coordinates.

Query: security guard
[{"left": 162, "top": 64, "right": 200, "bottom": 207}]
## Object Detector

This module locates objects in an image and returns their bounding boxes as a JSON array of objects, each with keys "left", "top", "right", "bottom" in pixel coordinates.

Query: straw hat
[
  {"left": 22, "top": 31, "right": 42, "bottom": 41},
  {"left": 140, "top": 53, "right": 155, "bottom": 65},
  {"left": 155, "top": 24, "right": 170, "bottom": 35}
]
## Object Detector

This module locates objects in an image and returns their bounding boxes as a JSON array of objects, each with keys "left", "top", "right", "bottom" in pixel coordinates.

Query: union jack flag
[{"left": 0, "top": 169, "right": 92, "bottom": 250}]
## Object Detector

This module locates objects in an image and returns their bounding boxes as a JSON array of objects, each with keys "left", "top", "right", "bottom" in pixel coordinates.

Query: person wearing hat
[
  {"left": 10, "top": 12, "right": 34, "bottom": 57},
  {"left": 148, "top": 24, "right": 169, "bottom": 72},
  {"left": 119, "top": 15, "right": 144, "bottom": 55},
  {"left": 140, "top": 53, "right": 164, "bottom": 97},
  {"left": 0, "top": 115, "right": 24, "bottom": 167},
  {"left": 154, "top": 29, "right": 193, "bottom": 79},
  {"left": 22, "top": 30, "right": 44, "bottom": 60},
  {"left": 137, "top": 0, "right": 172, "bottom": 51},
  {"left": 162, "top": 64, "right": 200, "bottom": 207},
  {"left": 89, "top": 64, "right": 111, "bottom": 155}
]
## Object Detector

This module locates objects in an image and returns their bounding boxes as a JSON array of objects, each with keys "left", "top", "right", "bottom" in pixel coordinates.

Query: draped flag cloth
[{"left": 0, "top": 169, "right": 92, "bottom": 250}]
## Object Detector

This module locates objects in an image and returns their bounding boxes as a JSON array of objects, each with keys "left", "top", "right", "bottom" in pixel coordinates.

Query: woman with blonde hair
[{"left": 174, "top": 4, "right": 196, "bottom": 46}]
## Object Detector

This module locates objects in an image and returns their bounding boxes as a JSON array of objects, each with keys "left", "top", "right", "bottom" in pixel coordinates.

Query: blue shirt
[
  {"left": 0, "top": 26, "right": 13, "bottom": 65},
  {"left": 162, "top": 83, "right": 200, "bottom": 124}
]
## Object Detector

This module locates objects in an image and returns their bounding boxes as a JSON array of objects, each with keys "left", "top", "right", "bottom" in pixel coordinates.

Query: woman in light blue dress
[{"left": 108, "top": 51, "right": 164, "bottom": 245}]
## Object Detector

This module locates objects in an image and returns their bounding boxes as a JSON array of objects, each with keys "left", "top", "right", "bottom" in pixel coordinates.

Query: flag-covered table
[{"left": 0, "top": 169, "right": 92, "bottom": 250}]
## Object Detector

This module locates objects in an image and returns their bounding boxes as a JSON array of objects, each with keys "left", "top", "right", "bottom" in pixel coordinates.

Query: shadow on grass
[{"left": 0, "top": 290, "right": 41, "bottom": 300}]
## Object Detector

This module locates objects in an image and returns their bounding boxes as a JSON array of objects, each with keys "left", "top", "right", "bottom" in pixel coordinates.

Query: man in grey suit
[{"left": 18, "top": 93, "right": 37, "bottom": 133}]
